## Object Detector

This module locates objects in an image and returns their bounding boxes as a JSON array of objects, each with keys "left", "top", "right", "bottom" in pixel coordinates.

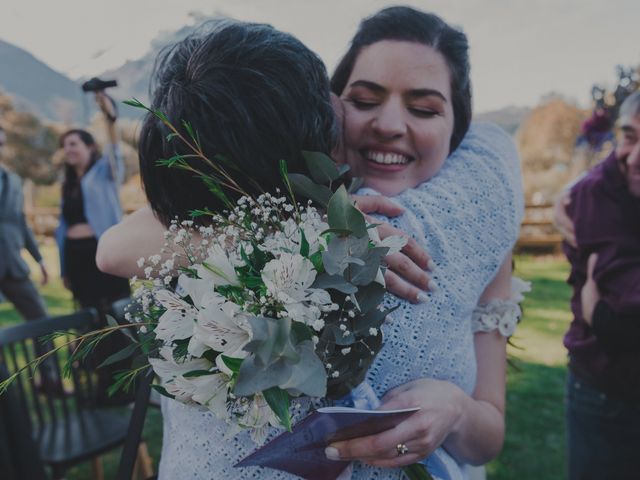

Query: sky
[{"left": 1, "top": 0, "right": 638, "bottom": 113}]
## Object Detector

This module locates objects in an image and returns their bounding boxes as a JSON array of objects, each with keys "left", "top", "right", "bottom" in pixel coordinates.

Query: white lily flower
[
  {"left": 148, "top": 346, "right": 212, "bottom": 382},
  {"left": 164, "top": 376, "right": 198, "bottom": 403},
  {"left": 188, "top": 293, "right": 252, "bottom": 358},
  {"left": 262, "top": 253, "right": 334, "bottom": 326},
  {"left": 263, "top": 214, "right": 329, "bottom": 257},
  {"left": 239, "top": 393, "right": 280, "bottom": 443},
  {"left": 154, "top": 289, "right": 198, "bottom": 342},
  {"left": 189, "top": 373, "right": 231, "bottom": 419},
  {"left": 195, "top": 244, "right": 240, "bottom": 286},
  {"left": 215, "top": 353, "right": 236, "bottom": 376},
  {"left": 262, "top": 253, "right": 316, "bottom": 304},
  {"left": 177, "top": 274, "right": 215, "bottom": 309}
]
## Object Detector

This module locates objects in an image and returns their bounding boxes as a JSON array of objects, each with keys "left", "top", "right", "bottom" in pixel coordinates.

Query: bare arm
[
  {"left": 96, "top": 206, "right": 170, "bottom": 277},
  {"left": 442, "top": 254, "right": 511, "bottom": 463},
  {"left": 95, "top": 91, "right": 120, "bottom": 181},
  {"left": 328, "top": 255, "right": 512, "bottom": 467}
]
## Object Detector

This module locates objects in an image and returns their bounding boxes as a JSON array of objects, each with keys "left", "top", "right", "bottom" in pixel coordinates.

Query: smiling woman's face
[{"left": 341, "top": 40, "right": 455, "bottom": 196}]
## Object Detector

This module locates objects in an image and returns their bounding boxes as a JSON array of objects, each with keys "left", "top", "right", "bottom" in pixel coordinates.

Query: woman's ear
[{"left": 330, "top": 93, "right": 346, "bottom": 165}]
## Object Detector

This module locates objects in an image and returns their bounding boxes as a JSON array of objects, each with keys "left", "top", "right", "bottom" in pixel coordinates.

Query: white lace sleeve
[{"left": 472, "top": 276, "right": 531, "bottom": 337}]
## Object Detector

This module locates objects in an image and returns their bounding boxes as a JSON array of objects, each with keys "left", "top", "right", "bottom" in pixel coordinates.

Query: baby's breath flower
[
  {"left": 137, "top": 257, "right": 145, "bottom": 268},
  {"left": 369, "top": 327, "right": 379, "bottom": 336},
  {"left": 331, "top": 371, "right": 340, "bottom": 378},
  {"left": 340, "top": 348, "right": 351, "bottom": 355},
  {"left": 163, "top": 259, "right": 175, "bottom": 270}
]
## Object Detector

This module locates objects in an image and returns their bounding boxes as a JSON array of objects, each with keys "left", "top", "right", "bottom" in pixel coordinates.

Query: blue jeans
[{"left": 566, "top": 372, "right": 640, "bottom": 480}]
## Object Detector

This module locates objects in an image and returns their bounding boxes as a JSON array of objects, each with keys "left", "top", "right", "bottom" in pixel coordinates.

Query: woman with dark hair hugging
[{"left": 97, "top": 10, "right": 524, "bottom": 480}]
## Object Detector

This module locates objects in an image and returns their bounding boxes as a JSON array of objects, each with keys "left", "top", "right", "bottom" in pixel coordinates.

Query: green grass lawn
[
  {"left": 1, "top": 248, "right": 573, "bottom": 479},
  {"left": 487, "top": 254, "right": 572, "bottom": 480}
]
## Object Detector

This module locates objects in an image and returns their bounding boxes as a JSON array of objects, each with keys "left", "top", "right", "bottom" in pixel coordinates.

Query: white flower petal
[{"left": 178, "top": 274, "right": 215, "bottom": 309}]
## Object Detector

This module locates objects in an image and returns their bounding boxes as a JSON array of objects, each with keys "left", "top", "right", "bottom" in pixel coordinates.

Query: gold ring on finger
[{"left": 396, "top": 443, "right": 409, "bottom": 456}]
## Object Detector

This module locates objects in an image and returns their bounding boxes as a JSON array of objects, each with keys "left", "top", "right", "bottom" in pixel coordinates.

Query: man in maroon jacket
[{"left": 562, "top": 91, "right": 640, "bottom": 480}]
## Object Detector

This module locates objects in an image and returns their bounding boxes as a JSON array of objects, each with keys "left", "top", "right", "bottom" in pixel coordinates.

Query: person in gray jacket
[{"left": 0, "top": 126, "right": 49, "bottom": 321}]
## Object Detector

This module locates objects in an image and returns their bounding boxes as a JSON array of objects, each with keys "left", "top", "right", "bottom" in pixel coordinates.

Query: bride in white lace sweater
[{"left": 97, "top": 10, "right": 526, "bottom": 480}]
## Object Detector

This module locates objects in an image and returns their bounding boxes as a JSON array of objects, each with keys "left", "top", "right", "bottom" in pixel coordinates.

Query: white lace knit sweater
[{"left": 158, "top": 122, "right": 525, "bottom": 480}]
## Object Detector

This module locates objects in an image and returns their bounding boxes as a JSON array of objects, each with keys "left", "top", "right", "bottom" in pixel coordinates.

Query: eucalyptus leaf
[
  {"left": 327, "top": 186, "right": 367, "bottom": 238},
  {"left": 354, "top": 282, "right": 387, "bottom": 313},
  {"left": 243, "top": 316, "right": 299, "bottom": 366},
  {"left": 280, "top": 340, "right": 327, "bottom": 398},
  {"left": 354, "top": 304, "right": 399, "bottom": 335},
  {"left": 263, "top": 387, "right": 292, "bottom": 431},
  {"left": 234, "top": 355, "right": 292, "bottom": 396},
  {"left": 291, "top": 321, "right": 313, "bottom": 343},
  {"left": 302, "top": 150, "right": 340, "bottom": 184},
  {"left": 312, "top": 273, "right": 358, "bottom": 294},
  {"left": 322, "top": 235, "right": 369, "bottom": 276},
  {"left": 288, "top": 173, "right": 332, "bottom": 206},
  {"left": 329, "top": 323, "right": 356, "bottom": 346},
  {"left": 326, "top": 336, "right": 382, "bottom": 399},
  {"left": 349, "top": 247, "right": 388, "bottom": 286}
]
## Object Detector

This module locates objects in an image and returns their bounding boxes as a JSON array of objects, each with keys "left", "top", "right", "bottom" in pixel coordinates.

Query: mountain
[
  {"left": 96, "top": 23, "right": 199, "bottom": 119},
  {"left": 475, "top": 105, "right": 532, "bottom": 135},
  {"left": 0, "top": 38, "right": 85, "bottom": 123},
  {"left": 1, "top": 21, "right": 534, "bottom": 130}
]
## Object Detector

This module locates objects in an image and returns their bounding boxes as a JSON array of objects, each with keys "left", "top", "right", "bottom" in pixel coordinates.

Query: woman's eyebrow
[
  {"left": 347, "top": 80, "right": 386, "bottom": 94},
  {"left": 405, "top": 89, "right": 447, "bottom": 103},
  {"left": 348, "top": 80, "right": 447, "bottom": 103}
]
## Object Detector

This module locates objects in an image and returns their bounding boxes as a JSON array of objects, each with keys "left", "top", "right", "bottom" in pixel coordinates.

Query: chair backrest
[
  {"left": 0, "top": 363, "right": 49, "bottom": 480},
  {"left": 115, "top": 368, "right": 153, "bottom": 480},
  {"left": 110, "top": 297, "right": 133, "bottom": 325},
  {"left": 0, "top": 309, "right": 99, "bottom": 437}
]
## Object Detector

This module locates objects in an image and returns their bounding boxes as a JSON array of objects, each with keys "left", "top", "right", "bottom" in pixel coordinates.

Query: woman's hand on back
[{"left": 352, "top": 194, "right": 434, "bottom": 302}]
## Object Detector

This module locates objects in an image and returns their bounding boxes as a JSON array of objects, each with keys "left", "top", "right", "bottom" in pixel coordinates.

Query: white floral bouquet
[
  {"left": 132, "top": 185, "right": 406, "bottom": 441},
  {"left": 118, "top": 101, "right": 406, "bottom": 441}
]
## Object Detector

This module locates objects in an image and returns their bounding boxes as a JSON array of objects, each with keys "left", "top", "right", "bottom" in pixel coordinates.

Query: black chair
[
  {"left": 116, "top": 368, "right": 156, "bottom": 480},
  {"left": 0, "top": 309, "right": 131, "bottom": 480},
  {"left": 110, "top": 297, "right": 135, "bottom": 325},
  {"left": 0, "top": 363, "right": 49, "bottom": 480}
]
